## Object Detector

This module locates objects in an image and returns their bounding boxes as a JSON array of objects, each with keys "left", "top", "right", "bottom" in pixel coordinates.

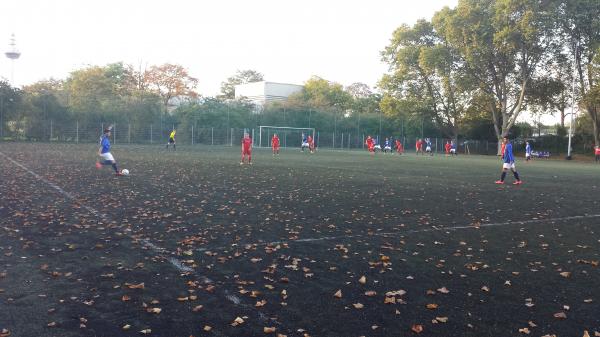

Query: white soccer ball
[{"left": 121, "top": 169, "right": 129, "bottom": 176}]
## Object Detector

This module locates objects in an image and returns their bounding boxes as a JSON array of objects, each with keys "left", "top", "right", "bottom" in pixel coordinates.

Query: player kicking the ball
[
  {"left": 271, "top": 133, "right": 280, "bottom": 156},
  {"left": 241, "top": 132, "right": 253, "bottom": 165},
  {"left": 95, "top": 126, "right": 123, "bottom": 176},
  {"left": 495, "top": 137, "right": 522, "bottom": 185}
]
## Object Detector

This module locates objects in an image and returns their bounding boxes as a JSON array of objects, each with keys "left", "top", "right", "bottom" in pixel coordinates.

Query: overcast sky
[{"left": 0, "top": 0, "right": 459, "bottom": 96}]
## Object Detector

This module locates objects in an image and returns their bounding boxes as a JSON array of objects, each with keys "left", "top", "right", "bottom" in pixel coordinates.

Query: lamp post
[{"left": 567, "top": 42, "right": 579, "bottom": 160}]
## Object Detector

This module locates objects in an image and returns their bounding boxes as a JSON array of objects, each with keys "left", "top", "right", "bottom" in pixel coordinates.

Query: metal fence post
[
  {"left": 76, "top": 121, "right": 79, "bottom": 143},
  {"left": 128, "top": 124, "right": 131, "bottom": 144},
  {"left": 114, "top": 123, "right": 116, "bottom": 144},
  {"left": 50, "top": 120, "right": 53, "bottom": 141},
  {"left": 211, "top": 127, "right": 214, "bottom": 145},
  {"left": 230, "top": 128, "right": 233, "bottom": 146},
  {"left": 150, "top": 125, "right": 153, "bottom": 144},
  {"left": 191, "top": 125, "right": 194, "bottom": 145}
]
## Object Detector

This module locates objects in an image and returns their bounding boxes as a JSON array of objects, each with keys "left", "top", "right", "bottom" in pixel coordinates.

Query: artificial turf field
[{"left": 0, "top": 142, "right": 599, "bottom": 337}]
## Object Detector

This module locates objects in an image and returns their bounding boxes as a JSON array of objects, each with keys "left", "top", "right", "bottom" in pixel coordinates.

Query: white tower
[{"left": 5, "top": 34, "right": 21, "bottom": 85}]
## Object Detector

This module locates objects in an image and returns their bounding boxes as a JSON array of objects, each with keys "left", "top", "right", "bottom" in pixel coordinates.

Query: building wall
[{"left": 235, "top": 81, "right": 303, "bottom": 104}]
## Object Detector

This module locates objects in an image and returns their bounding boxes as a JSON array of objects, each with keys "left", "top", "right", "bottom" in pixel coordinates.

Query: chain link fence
[{"left": 0, "top": 119, "right": 591, "bottom": 157}]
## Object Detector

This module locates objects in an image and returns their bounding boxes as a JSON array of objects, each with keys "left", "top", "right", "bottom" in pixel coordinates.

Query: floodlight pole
[{"left": 567, "top": 42, "right": 578, "bottom": 160}]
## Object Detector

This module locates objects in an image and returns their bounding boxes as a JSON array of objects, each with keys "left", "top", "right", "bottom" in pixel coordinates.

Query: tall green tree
[
  {"left": 559, "top": 0, "right": 600, "bottom": 145},
  {"left": 380, "top": 19, "right": 471, "bottom": 139},
  {"left": 219, "top": 70, "right": 264, "bottom": 100},
  {"left": 436, "top": 0, "right": 559, "bottom": 152}
]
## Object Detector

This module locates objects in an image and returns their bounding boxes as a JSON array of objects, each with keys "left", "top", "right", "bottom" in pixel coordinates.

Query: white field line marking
[
  {"left": 196, "top": 213, "right": 600, "bottom": 252},
  {"left": 0, "top": 151, "right": 190, "bottom": 274},
  {"left": 1, "top": 151, "right": 274, "bottom": 328}
]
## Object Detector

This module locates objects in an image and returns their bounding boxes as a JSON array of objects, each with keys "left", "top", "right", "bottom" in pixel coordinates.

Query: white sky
[
  {"left": 0, "top": 0, "right": 458, "bottom": 95},
  {"left": 0, "top": 0, "right": 560, "bottom": 124}
]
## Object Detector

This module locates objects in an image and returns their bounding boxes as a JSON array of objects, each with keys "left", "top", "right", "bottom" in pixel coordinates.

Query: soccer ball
[{"left": 121, "top": 169, "right": 129, "bottom": 176}]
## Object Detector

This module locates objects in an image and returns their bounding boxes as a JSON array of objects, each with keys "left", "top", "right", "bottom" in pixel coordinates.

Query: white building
[{"left": 235, "top": 81, "right": 303, "bottom": 106}]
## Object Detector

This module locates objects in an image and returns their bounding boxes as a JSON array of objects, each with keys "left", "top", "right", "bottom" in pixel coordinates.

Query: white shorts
[
  {"left": 384, "top": 146, "right": 391, "bottom": 150},
  {"left": 374, "top": 145, "right": 381, "bottom": 150},
  {"left": 526, "top": 153, "right": 531, "bottom": 158},
  {"left": 450, "top": 149, "right": 456, "bottom": 154},
  {"left": 302, "top": 142, "right": 309, "bottom": 147},
  {"left": 100, "top": 152, "right": 115, "bottom": 162},
  {"left": 426, "top": 146, "right": 432, "bottom": 152},
  {"left": 502, "top": 163, "right": 515, "bottom": 170}
]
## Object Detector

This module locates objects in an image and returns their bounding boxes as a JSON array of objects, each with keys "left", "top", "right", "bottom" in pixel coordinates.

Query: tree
[
  {"left": 380, "top": 18, "right": 472, "bottom": 139},
  {"left": 559, "top": 0, "right": 600, "bottom": 146},
  {"left": 219, "top": 70, "right": 264, "bottom": 100},
  {"left": 0, "top": 80, "right": 22, "bottom": 139},
  {"left": 436, "top": 0, "right": 559, "bottom": 153},
  {"left": 144, "top": 63, "right": 199, "bottom": 112}
]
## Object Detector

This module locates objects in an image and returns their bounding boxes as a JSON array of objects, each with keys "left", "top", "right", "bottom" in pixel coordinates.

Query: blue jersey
[
  {"left": 525, "top": 143, "right": 531, "bottom": 154},
  {"left": 503, "top": 143, "right": 515, "bottom": 163},
  {"left": 385, "top": 140, "right": 390, "bottom": 147},
  {"left": 451, "top": 142, "right": 456, "bottom": 149},
  {"left": 100, "top": 134, "right": 111, "bottom": 154},
  {"left": 426, "top": 140, "right": 432, "bottom": 147},
  {"left": 302, "top": 136, "right": 307, "bottom": 143}
]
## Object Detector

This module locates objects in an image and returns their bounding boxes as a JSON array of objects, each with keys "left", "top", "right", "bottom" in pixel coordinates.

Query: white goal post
[{"left": 258, "top": 126, "right": 316, "bottom": 148}]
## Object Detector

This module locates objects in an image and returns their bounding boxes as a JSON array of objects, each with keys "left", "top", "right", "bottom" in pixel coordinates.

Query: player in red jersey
[
  {"left": 444, "top": 140, "right": 451, "bottom": 156},
  {"left": 307, "top": 134, "right": 315, "bottom": 153},
  {"left": 415, "top": 138, "right": 423, "bottom": 155},
  {"left": 271, "top": 133, "right": 280, "bottom": 156},
  {"left": 241, "top": 133, "right": 253, "bottom": 165},
  {"left": 365, "top": 135, "right": 375, "bottom": 154},
  {"left": 395, "top": 139, "right": 404, "bottom": 154}
]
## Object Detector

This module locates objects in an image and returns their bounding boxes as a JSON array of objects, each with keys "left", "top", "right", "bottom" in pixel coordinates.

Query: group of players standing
[
  {"left": 364, "top": 136, "right": 458, "bottom": 156},
  {"left": 94, "top": 125, "right": 524, "bottom": 184}
]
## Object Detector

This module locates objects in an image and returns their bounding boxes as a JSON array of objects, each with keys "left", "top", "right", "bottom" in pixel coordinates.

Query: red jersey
[
  {"left": 501, "top": 143, "right": 506, "bottom": 157},
  {"left": 445, "top": 143, "right": 451, "bottom": 153},
  {"left": 242, "top": 137, "right": 252, "bottom": 149},
  {"left": 416, "top": 140, "right": 422, "bottom": 149},
  {"left": 595, "top": 147, "right": 600, "bottom": 155},
  {"left": 366, "top": 138, "right": 374, "bottom": 147},
  {"left": 272, "top": 136, "right": 279, "bottom": 147}
]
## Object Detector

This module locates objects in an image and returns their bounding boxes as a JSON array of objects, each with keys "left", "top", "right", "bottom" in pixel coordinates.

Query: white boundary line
[
  {"left": 196, "top": 213, "right": 600, "bottom": 251},
  {"left": 0, "top": 151, "right": 278, "bottom": 331}
]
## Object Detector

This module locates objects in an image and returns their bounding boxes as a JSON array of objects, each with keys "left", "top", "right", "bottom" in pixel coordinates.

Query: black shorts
[{"left": 169, "top": 138, "right": 175, "bottom": 144}]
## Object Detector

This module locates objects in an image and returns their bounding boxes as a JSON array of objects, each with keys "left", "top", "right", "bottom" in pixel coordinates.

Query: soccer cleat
[
  {"left": 240, "top": 162, "right": 244, "bottom": 165},
  {"left": 115, "top": 171, "right": 124, "bottom": 176},
  {"left": 494, "top": 180, "right": 504, "bottom": 184},
  {"left": 513, "top": 180, "right": 523, "bottom": 185},
  {"left": 95, "top": 162, "right": 102, "bottom": 169}
]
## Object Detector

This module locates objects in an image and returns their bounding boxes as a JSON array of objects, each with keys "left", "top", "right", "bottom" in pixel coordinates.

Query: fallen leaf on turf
[
  {"left": 264, "top": 327, "right": 276, "bottom": 333},
  {"left": 203, "top": 326, "right": 212, "bottom": 331},
  {"left": 426, "top": 303, "right": 438, "bottom": 309},
  {"left": 353, "top": 303, "right": 364, "bottom": 309},
  {"left": 0, "top": 329, "right": 10, "bottom": 337},
  {"left": 147, "top": 308, "right": 161, "bottom": 314},
  {"left": 528, "top": 321, "right": 537, "bottom": 328},
  {"left": 177, "top": 297, "right": 189, "bottom": 302},
  {"left": 437, "top": 287, "right": 449, "bottom": 294},
  {"left": 232, "top": 317, "right": 245, "bottom": 326},
  {"left": 358, "top": 276, "right": 366, "bottom": 284},
  {"left": 192, "top": 305, "right": 203, "bottom": 312},
  {"left": 47, "top": 322, "right": 57, "bottom": 327},
  {"left": 411, "top": 324, "right": 423, "bottom": 333},
  {"left": 364, "top": 291, "right": 377, "bottom": 297},
  {"left": 334, "top": 290, "right": 342, "bottom": 298},
  {"left": 384, "top": 297, "right": 396, "bottom": 304},
  {"left": 122, "top": 295, "right": 131, "bottom": 302},
  {"left": 594, "top": 331, "right": 600, "bottom": 337},
  {"left": 126, "top": 283, "right": 145, "bottom": 289},
  {"left": 481, "top": 286, "right": 490, "bottom": 292},
  {"left": 140, "top": 329, "right": 151, "bottom": 334},
  {"left": 559, "top": 272, "right": 571, "bottom": 278},
  {"left": 255, "top": 300, "right": 267, "bottom": 307},
  {"left": 583, "top": 331, "right": 590, "bottom": 337},
  {"left": 519, "top": 327, "right": 531, "bottom": 334},
  {"left": 553, "top": 312, "right": 567, "bottom": 319},
  {"left": 122, "top": 324, "right": 131, "bottom": 330},
  {"left": 435, "top": 317, "right": 448, "bottom": 323}
]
